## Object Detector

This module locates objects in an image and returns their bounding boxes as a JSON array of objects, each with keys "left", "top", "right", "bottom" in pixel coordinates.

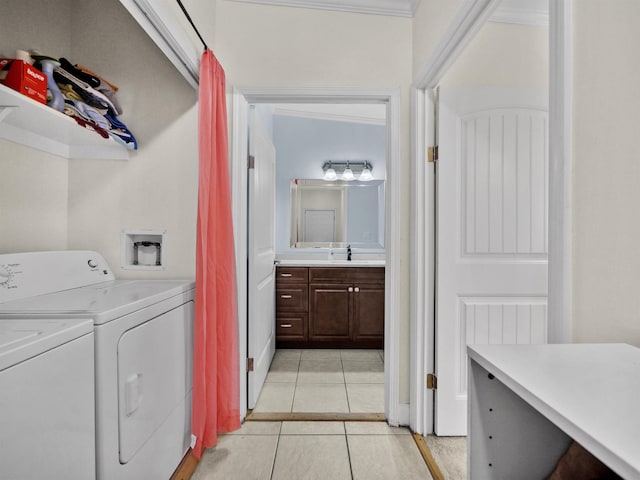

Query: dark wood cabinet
[
  {"left": 275, "top": 267, "right": 308, "bottom": 342},
  {"left": 276, "top": 265, "right": 384, "bottom": 348}
]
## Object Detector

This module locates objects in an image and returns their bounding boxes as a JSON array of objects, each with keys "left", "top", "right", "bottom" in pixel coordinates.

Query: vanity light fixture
[{"left": 321, "top": 161, "right": 374, "bottom": 181}]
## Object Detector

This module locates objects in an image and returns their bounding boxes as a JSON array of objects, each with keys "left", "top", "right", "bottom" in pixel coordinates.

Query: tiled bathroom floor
[
  {"left": 190, "top": 350, "right": 464, "bottom": 479},
  {"left": 253, "top": 349, "right": 385, "bottom": 413},
  {"left": 191, "top": 421, "right": 433, "bottom": 480}
]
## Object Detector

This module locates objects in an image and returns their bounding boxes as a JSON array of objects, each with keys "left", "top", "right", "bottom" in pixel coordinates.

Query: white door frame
[
  {"left": 409, "top": 0, "right": 573, "bottom": 434},
  {"left": 230, "top": 86, "right": 402, "bottom": 425}
]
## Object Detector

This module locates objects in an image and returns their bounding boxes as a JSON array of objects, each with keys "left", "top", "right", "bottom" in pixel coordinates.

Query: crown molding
[{"left": 228, "top": 0, "right": 417, "bottom": 17}]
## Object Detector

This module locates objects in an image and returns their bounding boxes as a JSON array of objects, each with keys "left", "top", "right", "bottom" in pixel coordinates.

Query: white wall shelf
[{"left": 0, "top": 83, "right": 130, "bottom": 160}]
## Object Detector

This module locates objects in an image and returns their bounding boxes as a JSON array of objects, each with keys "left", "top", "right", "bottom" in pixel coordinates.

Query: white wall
[
  {"left": 440, "top": 21, "right": 548, "bottom": 88},
  {"left": 0, "top": 0, "right": 72, "bottom": 253},
  {"left": 572, "top": 1, "right": 640, "bottom": 346},
  {"left": 412, "top": 0, "right": 464, "bottom": 80},
  {"left": 66, "top": 0, "right": 202, "bottom": 280},
  {"left": 0, "top": 144, "right": 69, "bottom": 252},
  {"left": 214, "top": 0, "right": 413, "bottom": 401}
]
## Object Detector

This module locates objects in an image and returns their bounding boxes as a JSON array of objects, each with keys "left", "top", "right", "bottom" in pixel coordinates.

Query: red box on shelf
[{"left": 0, "top": 58, "right": 47, "bottom": 104}]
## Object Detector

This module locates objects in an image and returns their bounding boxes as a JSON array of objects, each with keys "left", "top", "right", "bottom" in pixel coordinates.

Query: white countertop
[
  {"left": 468, "top": 343, "right": 640, "bottom": 479},
  {"left": 275, "top": 259, "right": 385, "bottom": 267}
]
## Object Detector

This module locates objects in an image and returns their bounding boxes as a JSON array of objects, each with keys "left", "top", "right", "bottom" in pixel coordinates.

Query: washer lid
[
  {"left": 0, "top": 318, "right": 93, "bottom": 371},
  {"left": 0, "top": 280, "right": 195, "bottom": 324}
]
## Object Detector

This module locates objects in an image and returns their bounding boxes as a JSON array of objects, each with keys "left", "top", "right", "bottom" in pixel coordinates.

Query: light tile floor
[
  {"left": 191, "top": 421, "right": 434, "bottom": 480},
  {"left": 425, "top": 435, "right": 467, "bottom": 480},
  {"left": 254, "top": 349, "right": 385, "bottom": 413}
]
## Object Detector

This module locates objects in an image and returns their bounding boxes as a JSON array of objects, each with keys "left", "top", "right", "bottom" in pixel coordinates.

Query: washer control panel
[{"left": 0, "top": 251, "right": 115, "bottom": 303}]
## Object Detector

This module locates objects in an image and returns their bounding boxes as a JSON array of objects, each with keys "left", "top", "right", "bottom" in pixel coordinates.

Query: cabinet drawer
[
  {"left": 276, "top": 267, "right": 309, "bottom": 284},
  {"left": 276, "top": 286, "right": 308, "bottom": 312},
  {"left": 309, "top": 267, "right": 385, "bottom": 284},
  {"left": 276, "top": 314, "right": 306, "bottom": 338}
]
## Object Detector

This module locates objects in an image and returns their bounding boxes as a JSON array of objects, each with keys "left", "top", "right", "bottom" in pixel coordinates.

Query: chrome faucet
[{"left": 347, "top": 244, "right": 352, "bottom": 261}]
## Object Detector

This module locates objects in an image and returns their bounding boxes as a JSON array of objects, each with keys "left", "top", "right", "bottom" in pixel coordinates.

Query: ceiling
[
  {"left": 270, "top": 103, "right": 387, "bottom": 125},
  {"left": 228, "top": 0, "right": 549, "bottom": 24}
]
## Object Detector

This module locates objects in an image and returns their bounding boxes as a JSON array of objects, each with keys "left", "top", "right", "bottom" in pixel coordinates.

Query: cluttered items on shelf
[
  {"left": 0, "top": 58, "right": 47, "bottom": 104},
  {"left": 0, "top": 49, "right": 137, "bottom": 150}
]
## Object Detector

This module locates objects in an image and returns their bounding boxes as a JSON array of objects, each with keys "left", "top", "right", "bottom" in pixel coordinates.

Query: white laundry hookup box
[{"left": 121, "top": 229, "right": 165, "bottom": 270}]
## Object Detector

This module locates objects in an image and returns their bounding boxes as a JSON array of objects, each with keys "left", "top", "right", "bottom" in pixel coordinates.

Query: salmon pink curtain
[{"left": 192, "top": 49, "right": 240, "bottom": 460}]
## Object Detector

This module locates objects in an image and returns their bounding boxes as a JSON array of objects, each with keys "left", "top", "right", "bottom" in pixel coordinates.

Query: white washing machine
[
  {"left": 0, "top": 251, "right": 195, "bottom": 480},
  {"left": 0, "top": 318, "right": 95, "bottom": 480}
]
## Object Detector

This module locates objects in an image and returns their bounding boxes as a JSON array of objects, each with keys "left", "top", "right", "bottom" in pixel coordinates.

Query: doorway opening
[
  {"left": 231, "top": 88, "right": 402, "bottom": 425},
  {"left": 250, "top": 102, "right": 387, "bottom": 418}
]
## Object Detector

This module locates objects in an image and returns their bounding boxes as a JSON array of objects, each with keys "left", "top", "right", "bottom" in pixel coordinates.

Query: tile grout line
[
  {"left": 341, "top": 352, "right": 352, "bottom": 413},
  {"left": 290, "top": 355, "right": 301, "bottom": 413},
  {"left": 268, "top": 422, "right": 283, "bottom": 480},
  {"left": 343, "top": 423, "right": 355, "bottom": 480}
]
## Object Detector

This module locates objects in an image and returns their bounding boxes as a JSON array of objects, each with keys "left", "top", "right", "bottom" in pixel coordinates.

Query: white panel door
[
  {"left": 436, "top": 87, "right": 548, "bottom": 435},
  {"left": 247, "top": 107, "right": 277, "bottom": 409}
]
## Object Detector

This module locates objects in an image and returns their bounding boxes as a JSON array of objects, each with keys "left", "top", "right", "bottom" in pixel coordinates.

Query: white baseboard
[{"left": 397, "top": 403, "right": 410, "bottom": 427}]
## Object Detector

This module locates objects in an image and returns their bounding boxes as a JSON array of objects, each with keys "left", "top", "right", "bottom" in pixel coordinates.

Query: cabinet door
[
  {"left": 309, "top": 284, "right": 351, "bottom": 341},
  {"left": 352, "top": 284, "right": 385, "bottom": 343}
]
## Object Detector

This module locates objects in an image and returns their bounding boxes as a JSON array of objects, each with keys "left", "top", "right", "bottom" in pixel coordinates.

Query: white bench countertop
[{"left": 468, "top": 343, "right": 640, "bottom": 479}]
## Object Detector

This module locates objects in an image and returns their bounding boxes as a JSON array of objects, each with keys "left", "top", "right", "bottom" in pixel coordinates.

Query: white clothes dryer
[
  {"left": 0, "top": 318, "right": 95, "bottom": 480},
  {"left": 0, "top": 251, "right": 195, "bottom": 480}
]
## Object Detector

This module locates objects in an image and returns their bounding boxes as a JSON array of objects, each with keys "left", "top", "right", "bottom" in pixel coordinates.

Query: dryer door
[{"left": 117, "top": 302, "right": 194, "bottom": 464}]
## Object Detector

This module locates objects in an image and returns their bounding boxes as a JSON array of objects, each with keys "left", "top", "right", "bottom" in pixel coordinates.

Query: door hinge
[
  {"left": 248, "top": 155, "right": 255, "bottom": 169},
  {"left": 427, "top": 145, "right": 439, "bottom": 163},
  {"left": 427, "top": 373, "right": 438, "bottom": 390},
  {"left": 247, "top": 358, "right": 254, "bottom": 372}
]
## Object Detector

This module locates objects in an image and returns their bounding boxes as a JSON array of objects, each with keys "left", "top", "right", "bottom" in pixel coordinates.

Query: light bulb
[
  {"left": 342, "top": 167, "right": 355, "bottom": 181},
  {"left": 359, "top": 166, "right": 373, "bottom": 181},
  {"left": 323, "top": 167, "right": 337, "bottom": 181}
]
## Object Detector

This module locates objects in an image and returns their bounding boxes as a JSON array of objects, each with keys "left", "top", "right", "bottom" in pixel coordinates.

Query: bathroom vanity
[{"left": 275, "top": 264, "right": 384, "bottom": 348}]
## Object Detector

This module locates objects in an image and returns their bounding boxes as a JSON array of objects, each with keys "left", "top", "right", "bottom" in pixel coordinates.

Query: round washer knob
[
  {"left": 87, "top": 259, "right": 98, "bottom": 268},
  {"left": 0, "top": 266, "right": 11, "bottom": 284}
]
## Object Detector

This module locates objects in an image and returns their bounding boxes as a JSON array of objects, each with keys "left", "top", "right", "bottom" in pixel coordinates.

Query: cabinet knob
[
  {"left": 280, "top": 324, "right": 293, "bottom": 328},
  {"left": 348, "top": 287, "right": 354, "bottom": 293},
  {"left": 354, "top": 287, "right": 360, "bottom": 293},
  {"left": 280, "top": 273, "right": 293, "bottom": 277},
  {"left": 280, "top": 294, "right": 292, "bottom": 299}
]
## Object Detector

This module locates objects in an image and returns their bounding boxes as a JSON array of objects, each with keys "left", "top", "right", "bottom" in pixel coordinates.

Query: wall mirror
[{"left": 290, "top": 179, "right": 385, "bottom": 249}]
